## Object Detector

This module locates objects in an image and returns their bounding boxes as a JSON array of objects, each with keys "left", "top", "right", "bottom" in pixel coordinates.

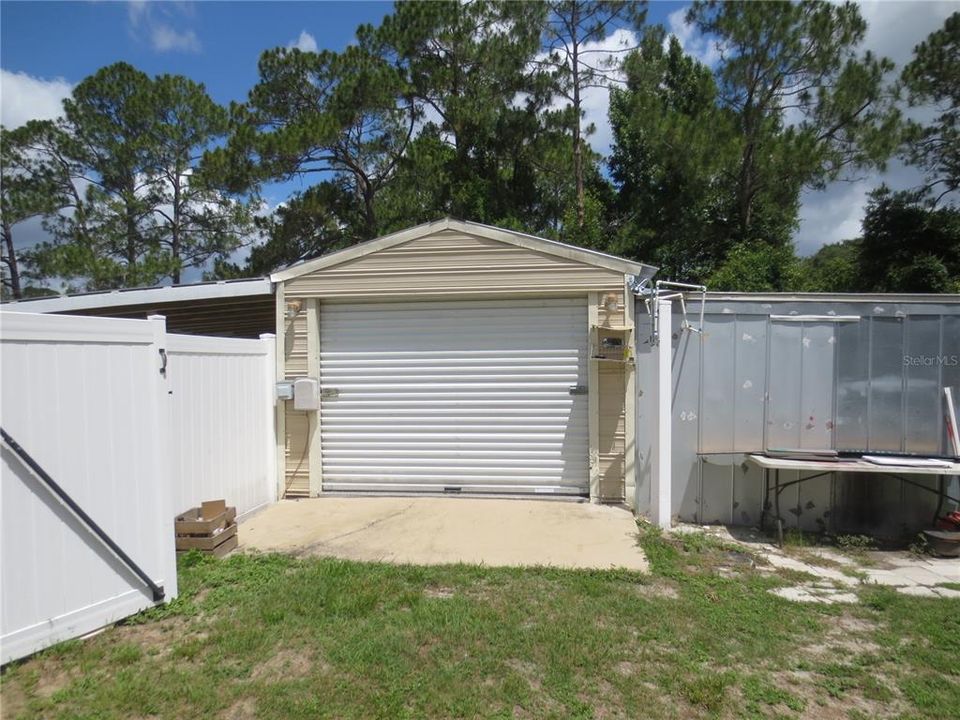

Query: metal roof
[{"left": 2, "top": 277, "right": 274, "bottom": 314}]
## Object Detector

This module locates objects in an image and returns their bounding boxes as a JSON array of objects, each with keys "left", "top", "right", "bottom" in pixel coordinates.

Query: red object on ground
[{"left": 935, "top": 511, "right": 960, "bottom": 531}]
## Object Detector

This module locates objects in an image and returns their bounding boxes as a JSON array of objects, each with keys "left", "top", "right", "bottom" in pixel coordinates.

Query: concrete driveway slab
[{"left": 239, "top": 497, "right": 648, "bottom": 571}]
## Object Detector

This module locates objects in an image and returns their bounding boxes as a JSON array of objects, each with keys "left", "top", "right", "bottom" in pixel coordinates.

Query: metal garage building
[{"left": 273, "top": 218, "right": 656, "bottom": 505}]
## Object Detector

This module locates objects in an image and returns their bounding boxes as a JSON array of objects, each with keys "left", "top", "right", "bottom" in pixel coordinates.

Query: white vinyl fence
[
  {"left": 166, "top": 331, "right": 276, "bottom": 520},
  {"left": 1, "top": 312, "right": 276, "bottom": 664}
]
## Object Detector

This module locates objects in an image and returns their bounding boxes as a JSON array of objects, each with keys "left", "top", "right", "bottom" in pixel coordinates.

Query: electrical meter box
[
  {"left": 275, "top": 381, "right": 294, "bottom": 401},
  {"left": 293, "top": 377, "right": 319, "bottom": 411}
]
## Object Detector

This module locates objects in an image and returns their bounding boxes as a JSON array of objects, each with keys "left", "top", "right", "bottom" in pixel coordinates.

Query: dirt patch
[
  {"left": 631, "top": 581, "right": 679, "bottom": 600},
  {"left": 769, "top": 669, "right": 907, "bottom": 720},
  {"left": 424, "top": 586, "right": 456, "bottom": 599},
  {"left": 799, "top": 613, "right": 882, "bottom": 659},
  {"left": 220, "top": 697, "right": 257, "bottom": 720},
  {"left": 615, "top": 661, "right": 637, "bottom": 676},
  {"left": 0, "top": 673, "right": 32, "bottom": 718},
  {"left": 114, "top": 617, "right": 191, "bottom": 659},
  {"left": 251, "top": 648, "right": 322, "bottom": 682},
  {"left": 505, "top": 659, "right": 542, "bottom": 692}
]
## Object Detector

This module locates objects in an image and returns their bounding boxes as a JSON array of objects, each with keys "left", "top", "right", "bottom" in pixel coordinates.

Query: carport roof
[{"left": 270, "top": 218, "right": 657, "bottom": 282}]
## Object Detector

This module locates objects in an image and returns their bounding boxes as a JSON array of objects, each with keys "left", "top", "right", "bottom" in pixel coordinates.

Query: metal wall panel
[
  {"left": 869, "top": 318, "right": 906, "bottom": 452},
  {"left": 635, "top": 296, "right": 960, "bottom": 535},
  {"left": 670, "top": 327, "right": 702, "bottom": 520},
  {"left": 733, "top": 317, "right": 767, "bottom": 451},
  {"left": 905, "top": 316, "right": 944, "bottom": 454},
  {"left": 319, "top": 298, "right": 589, "bottom": 494},
  {"left": 700, "top": 317, "right": 736, "bottom": 452},
  {"left": 767, "top": 322, "right": 803, "bottom": 449},
  {"left": 835, "top": 320, "right": 870, "bottom": 450},
  {"left": 799, "top": 323, "right": 836, "bottom": 450}
]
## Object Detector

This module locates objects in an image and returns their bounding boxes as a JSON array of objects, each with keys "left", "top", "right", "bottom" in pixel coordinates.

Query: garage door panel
[{"left": 319, "top": 298, "right": 588, "bottom": 494}]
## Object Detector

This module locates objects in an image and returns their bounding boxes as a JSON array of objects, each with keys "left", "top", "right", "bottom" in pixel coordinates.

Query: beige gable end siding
[
  {"left": 279, "top": 225, "right": 644, "bottom": 506},
  {"left": 285, "top": 230, "right": 628, "bottom": 298}
]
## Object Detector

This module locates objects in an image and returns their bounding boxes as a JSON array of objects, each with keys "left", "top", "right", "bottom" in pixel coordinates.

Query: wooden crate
[{"left": 175, "top": 502, "right": 238, "bottom": 556}]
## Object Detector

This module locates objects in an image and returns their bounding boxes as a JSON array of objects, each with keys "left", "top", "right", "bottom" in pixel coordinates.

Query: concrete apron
[{"left": 239, "top": 496, "right": 649, "bottom": 572}]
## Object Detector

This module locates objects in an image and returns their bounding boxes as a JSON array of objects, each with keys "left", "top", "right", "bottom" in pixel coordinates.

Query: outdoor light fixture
[
  {"left": 603, "top": 293, "right": 620, "bottom": 312},
  {"left": 285, "top": 299, "right": 303, "bottom": 319}
]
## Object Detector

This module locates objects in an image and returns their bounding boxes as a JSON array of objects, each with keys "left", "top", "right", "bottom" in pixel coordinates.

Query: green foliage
[
  {"left": 707, "top": 241, "right": 802, "bottom": 292},
  {"left": 901, "top": 12, "right": 960, "bottom": 203},
  {"left": 859, "top": 187, "right": 960, "bottom": 292},
  {"left": 794, "top": 239, "right": 863, "bottom": 292},
  {"left": 5, "top": 2, "right": 938, "bottom": 292},
  {"left": 1, "top": 121, "right": 81, "bottom": 298},
  {"left": 609, "top": 28, "right": 737, "bottom": 280},
  {"left": 689, "top": 0, "right": 900, "bottom": 244},
  {"left": 542, "top": 1, "right": 646, "bottom": 230},
  {"left": 26, "top": 62, "right": 254, "bottom": 290}
]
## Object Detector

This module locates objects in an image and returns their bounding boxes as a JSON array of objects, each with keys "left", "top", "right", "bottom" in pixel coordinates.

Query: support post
[
  {"left": 260, "top": 333, "right": 278, "bottom": 505},
  {"left": 147, "top": 314, "right": 178, "bottom": 601},
  {"left": 651, "top": 299, "right": 672, "bottom": 529}
]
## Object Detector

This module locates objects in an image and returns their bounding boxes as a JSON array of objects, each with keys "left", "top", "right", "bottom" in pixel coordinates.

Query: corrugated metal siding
[
  {"left": 318, "top": 298, "right": 590, "bottom": 494},
  {"left": 635, "top": 297, "right": 960, "bottom": 535},
  {"left": 62, "top": 295, "right": 274, "bottom": 338},
  {"left": 285, "top": 229, "right": 625, "bottom": 298}
]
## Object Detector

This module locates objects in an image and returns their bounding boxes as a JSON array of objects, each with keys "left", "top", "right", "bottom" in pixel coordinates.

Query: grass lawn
[{"left": 2, "top": 524, "right": 958, "bottom": 719}]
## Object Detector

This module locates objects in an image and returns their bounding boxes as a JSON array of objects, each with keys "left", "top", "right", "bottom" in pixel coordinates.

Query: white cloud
[
  {"left": 0, "top": 69, "right": 73, "bottom": 128},
  {"left": 287, "top": 30, "right": 318, "bottom": 53},
  {"left": 150, "top": 25, "right": 201, "bottom": 53},
  {"left": 127, "top": 1, "right": 201, "bottom": 53},
  {"left": 665, "top": 8, "right": 721, "bottom": 67},
  {"left": 795, "top": 1, "right": 955, "bottom": 254},
  {"left": 532, "top": 27, "right": 638, "bottom": 159}
]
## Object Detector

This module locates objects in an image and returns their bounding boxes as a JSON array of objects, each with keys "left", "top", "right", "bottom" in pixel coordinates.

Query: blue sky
[{"left": 1, "top": 0, "right": 956, "bottom": 273}]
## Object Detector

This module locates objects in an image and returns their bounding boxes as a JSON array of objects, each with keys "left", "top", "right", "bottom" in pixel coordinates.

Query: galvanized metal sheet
[
  {"left": 671, "top": 322, "right": 703, "bottom": 519},
  {"left": 733, "top": 317, "right": 767, "bottom": 451},
  {"left": 732, "top": 455, "right": 764, "bottom": 527},
  {"left": 767, "top": 322, "right": 803, "bottom": 450},
  {"left": 799, "top": 323, "right": 836, "bottom": 450},
  {"left": 868, "top": 318, "right": 906, "bottom": 452},
  {"left": 904, "top": 316, "right": 943, "bottom": 454},
  {"left": 835, "top": 320, "right": 870, "bottom": 451},
  {"left": 700, "top": 455, "right": 734, "bottom": 525},
  {"left": 700, "top": 316, "right": 736, "bottom": 452}
]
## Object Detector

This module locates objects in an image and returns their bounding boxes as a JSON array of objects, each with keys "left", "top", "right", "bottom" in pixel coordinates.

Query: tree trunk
[
  {"left": 171, "top": 171, "right": 181, "bottom": 285},
  {"left": 2, "top": 220, "right": 22, "bottom": 299},
  {"left": 571, "top": 1, "right": 585, "bottom": 230},
  {"left": 362, "top": 182, "right": 377, "bottom": 240},
  {"left": 124, "top": 180, "right": 138, "bottom": 287}
]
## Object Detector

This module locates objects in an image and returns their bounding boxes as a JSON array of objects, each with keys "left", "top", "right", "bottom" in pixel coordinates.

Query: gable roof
[{"left": 270, "top": 218, "right": 657, "bottom": 282}]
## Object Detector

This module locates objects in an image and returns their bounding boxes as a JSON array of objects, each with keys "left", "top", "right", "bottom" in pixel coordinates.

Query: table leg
[
  {"left": 761, "top": 468, "right": 768, "bottom": 532},
  {"left": 934, "top": 475, "right": 945, "bottom": 527},
  {"left": 775, "top": 469, "right": 784, "bottom": 548}
]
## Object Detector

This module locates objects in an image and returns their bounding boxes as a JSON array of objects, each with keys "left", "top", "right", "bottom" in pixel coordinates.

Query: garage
[
  {"left": 319, "top": 298, "right": 589, "bottom": 494},
  {"left": 273, "top": 218, "right": 656, "bottom": 506}
]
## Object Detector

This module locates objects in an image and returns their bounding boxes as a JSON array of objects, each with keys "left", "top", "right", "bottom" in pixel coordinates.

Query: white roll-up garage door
[{"left": 319, "top": 298, "right": 588, "bottom": 494}]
